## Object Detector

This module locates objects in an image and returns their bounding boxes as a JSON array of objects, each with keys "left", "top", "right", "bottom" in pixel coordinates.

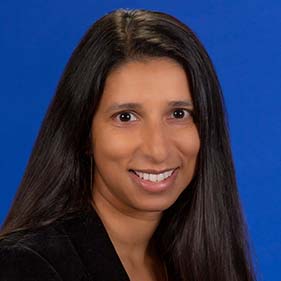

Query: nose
[{"left": 140, "top": 122, "right": 170, "bottom": 164}]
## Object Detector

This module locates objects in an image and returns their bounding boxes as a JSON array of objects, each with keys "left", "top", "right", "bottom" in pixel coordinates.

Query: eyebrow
[
  {"left": 107, "top": 100, "right": 194, "bottom": 113},
  {"left": 107, "top": 103, "right": 142, "bottom": 112},
  {"left": 168, "top": 100, "right": 193, "bottom": 107}
]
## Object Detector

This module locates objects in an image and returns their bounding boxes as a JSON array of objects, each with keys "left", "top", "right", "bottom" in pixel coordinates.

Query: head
[{"left": 51, "top": 8, "right": 227, "bottom": 218}]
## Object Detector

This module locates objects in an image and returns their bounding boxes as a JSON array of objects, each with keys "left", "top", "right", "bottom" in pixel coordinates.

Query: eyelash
[{"left": 113, "top": 108, "right": 193, "bottom": 122}]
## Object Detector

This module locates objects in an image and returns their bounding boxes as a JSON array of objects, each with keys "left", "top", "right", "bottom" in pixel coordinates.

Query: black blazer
[{"left": 0, "top": 208, "right": 131, "bottom": 281}]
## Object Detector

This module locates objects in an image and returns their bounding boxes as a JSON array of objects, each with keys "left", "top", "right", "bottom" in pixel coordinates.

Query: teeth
[
  {"left": 134, "top": 169, "right": 174, "bottom": 183},
  {"left": 158, "top": 173, "right": 164, "bottom": 182},
  {"left": 150, "top": 174, "right": 157, "bottom": 182}
]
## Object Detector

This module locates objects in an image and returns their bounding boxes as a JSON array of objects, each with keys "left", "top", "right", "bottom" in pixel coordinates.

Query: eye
[
  {"left": 171, "top": 109, "right": 191, "bottom": 119},
  {"left": 115, "top": 112, "right": 137, "bottom": 122}
]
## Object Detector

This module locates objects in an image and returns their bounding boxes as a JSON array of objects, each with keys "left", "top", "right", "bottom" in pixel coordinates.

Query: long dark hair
[{"left": 1, "top": 8, "right": 256, "bottom": 281}]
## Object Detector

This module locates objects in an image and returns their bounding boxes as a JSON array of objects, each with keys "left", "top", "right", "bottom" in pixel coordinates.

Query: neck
[{"left": 92, "top": 190, "right": 162, "bottom": 263}]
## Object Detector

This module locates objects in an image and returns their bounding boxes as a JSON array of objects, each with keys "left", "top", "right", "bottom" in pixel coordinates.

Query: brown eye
[
  {"left": 172, "top": 109, "right": 190, "bottom": 119},
  {"left": 116, "top": 112, "right": 137, "bottom": 122}
]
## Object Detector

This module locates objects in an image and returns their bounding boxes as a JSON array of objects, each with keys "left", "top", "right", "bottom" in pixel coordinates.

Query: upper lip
[{"left": 130, "top": 168, "right": 177, "bottom": 174}]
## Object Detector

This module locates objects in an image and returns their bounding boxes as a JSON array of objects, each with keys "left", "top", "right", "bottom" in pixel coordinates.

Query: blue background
[{"left": 0, "top": 1, "right": 280, "bottom": 279}]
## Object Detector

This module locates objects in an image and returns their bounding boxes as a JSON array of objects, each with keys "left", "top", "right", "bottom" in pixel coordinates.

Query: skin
[{"left": 91, "top": 57, "right": 200, "bottom": 281}]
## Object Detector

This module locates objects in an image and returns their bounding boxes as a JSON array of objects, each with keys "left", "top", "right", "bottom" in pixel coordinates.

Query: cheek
[
  {"left": 173, "top": 127, "right": 200, "bottom": 159},
  {"left": 174, "top": 129, "right": 200, "bottom": 189},
  {"left": 92, "top": 127, "right": 137, "bottom": 165}
]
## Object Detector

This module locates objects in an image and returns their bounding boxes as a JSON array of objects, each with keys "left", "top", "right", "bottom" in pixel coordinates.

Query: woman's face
[{"left": 91, "top": 57, "right": 200, "bottom": 217}]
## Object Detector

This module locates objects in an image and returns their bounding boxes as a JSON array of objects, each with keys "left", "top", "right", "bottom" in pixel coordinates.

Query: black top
[{"left": 0, "top": 208, "right": 131, "bottom": 281}]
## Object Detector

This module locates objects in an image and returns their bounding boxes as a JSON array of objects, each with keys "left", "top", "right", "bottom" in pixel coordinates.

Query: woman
[{"left": 0, "top": 8, "right": 256, "bottom": 281}]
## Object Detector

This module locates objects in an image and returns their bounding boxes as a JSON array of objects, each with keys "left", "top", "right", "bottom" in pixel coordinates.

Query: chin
[{"left": 134, "top": 196, "right": 179, "bottom": 213}]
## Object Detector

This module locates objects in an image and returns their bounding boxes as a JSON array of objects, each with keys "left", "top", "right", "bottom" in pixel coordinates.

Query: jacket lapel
[{"left": 61, "top": 208, "right": 130, "bottom": 281}]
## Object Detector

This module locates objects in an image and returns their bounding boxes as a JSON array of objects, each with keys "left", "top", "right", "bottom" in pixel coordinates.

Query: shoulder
[
  {"left": 0, "top": 213, "right": 91, "bottom": 281},
  {"left": 0, "top": 242, "right": 62, "bottom": 280}
]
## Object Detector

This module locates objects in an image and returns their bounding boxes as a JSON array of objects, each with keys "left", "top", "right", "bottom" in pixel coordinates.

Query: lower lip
[{"left": 129, "top": 169, "right": 178, "bottom": 193}]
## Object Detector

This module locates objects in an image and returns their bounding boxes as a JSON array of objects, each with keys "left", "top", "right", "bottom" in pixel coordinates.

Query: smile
[{"left": 131, "top": 169, "right": 175, "bottom": 183}]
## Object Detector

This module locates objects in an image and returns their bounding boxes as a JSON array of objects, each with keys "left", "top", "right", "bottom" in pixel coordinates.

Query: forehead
[{"left": 101, "top": 57, "right": 192, "bottom": 104}]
